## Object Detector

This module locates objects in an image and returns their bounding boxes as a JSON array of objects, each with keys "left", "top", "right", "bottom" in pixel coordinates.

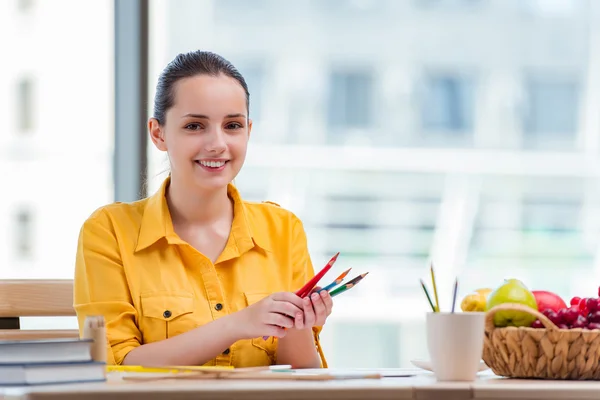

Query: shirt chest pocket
[
  {"left": 244, "top": 292, "right": 278, "bottom": 364},
  {"left": 139, "top": 292, "right": 197, "bottom": 344}
]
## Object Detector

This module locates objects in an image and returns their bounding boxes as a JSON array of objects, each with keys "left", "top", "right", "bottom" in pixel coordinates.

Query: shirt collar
[{"left": 134, "top": 176, "right": 271, "bottom": 257}]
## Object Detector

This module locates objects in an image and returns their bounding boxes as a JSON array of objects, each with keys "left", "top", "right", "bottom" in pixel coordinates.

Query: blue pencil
[{"left": 317, "top": 268, "right": 352, "bottom": 293}]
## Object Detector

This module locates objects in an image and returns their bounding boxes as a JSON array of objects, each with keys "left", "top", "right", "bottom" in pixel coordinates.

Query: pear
[
  {"left": 460, "top": 288, "right": 492, "bottom": 312},
  {"left": 486, "top": 279, "right": 538, "bottom": 327}
]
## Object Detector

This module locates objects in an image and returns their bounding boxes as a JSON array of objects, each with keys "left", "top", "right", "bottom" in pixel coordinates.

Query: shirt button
[
  {"left": 223, "top": 348, "right": 230, "bottom": 355},
  {"left": 163, "top": 310, "right": 172, "bottom": 318},
  {"left": 215, "top": 303, "right": 223, "bottom": 311}
]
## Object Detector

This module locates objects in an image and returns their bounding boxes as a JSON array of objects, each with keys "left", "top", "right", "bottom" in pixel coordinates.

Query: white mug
[{"left": 426, "top": 312, "right": 486, "bottom": 381}]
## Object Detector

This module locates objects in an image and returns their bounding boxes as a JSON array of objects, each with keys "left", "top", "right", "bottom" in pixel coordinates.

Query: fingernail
[{"left": 311, "top": 293, "right": 319, "bottom": 300}]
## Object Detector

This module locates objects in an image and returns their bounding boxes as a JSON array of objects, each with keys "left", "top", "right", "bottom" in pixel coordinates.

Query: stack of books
[{"left": 0, "top": 338, "right": 106, "bottom": 386}]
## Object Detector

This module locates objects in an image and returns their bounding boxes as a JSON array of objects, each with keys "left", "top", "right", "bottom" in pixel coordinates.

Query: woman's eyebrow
[{"left": 181, "top": 113, "right": 247, "bottom": 119}]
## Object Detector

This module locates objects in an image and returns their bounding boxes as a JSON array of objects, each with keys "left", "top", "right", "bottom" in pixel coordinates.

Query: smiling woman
[{"left": 73, "top": 50, "right": 332, "bottom": 369}]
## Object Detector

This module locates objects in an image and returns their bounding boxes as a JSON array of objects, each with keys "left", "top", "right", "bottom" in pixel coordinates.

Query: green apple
[{"left": 485, "top": 278, "right": 538, "bottom": 327}]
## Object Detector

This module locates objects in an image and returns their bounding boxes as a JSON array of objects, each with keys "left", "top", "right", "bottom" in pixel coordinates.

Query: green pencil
[
  {"left": 329, "top": 272, "right": 368, "bottom": 297},
  {"left": 420, "top": 279, "right": 436, "bottom": 312}
]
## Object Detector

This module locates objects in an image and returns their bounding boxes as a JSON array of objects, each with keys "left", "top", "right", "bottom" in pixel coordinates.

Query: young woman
[{"left": 73, "top": 50, "right": 332, "bottom": 368}]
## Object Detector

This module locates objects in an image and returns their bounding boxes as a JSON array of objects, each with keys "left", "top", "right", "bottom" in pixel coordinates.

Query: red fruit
[
  {"left": 531, "top": 320, "right": 544, "bottom": 329},
  {"left": 570, "top": 304, "right": 583, "bottom": 315},
  {"left": 542, "top": 309, "right": 559, "bottom": 324},
  {"left": 589, "top": 311, "right": 600, "bottom": 323},
  {"left": 598, "top": 286, "right": 600, "bottom": 297},
  {"left": 587, "top": 322, "right": 600, "bottom": 330},
  {"left": 558, "top": 323, "right": 569, "bottom": 329},
  {"left": 579, "top": 298, "right": 588, "bottom": 313},
  {"left": 558, "top": 308, "right": 579, "bottom": 325},
  {"left": 542, "top": 308, "right": 555, "bottom": 317},
  {"left": 571, "top": 296, "right": 581, "bottom": 306},
  {"left": 586, "top": 298, "right": 599, "bottom": 313},
  {"left": 532, "top": 290, "right": 567, "bottom": 313},
  {"left": 546, "top": 310, "right": 561, "bottom": 325},
  {"left": 573, "top": 315, "right": 588, "bottom": 328}
]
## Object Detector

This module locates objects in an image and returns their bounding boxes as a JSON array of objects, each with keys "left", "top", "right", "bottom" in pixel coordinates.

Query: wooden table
[{"left": 3, "top": 370, "right": 600, "bottom": 400}]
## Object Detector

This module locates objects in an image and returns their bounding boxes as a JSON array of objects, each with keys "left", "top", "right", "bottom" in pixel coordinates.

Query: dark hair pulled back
[{"left": 153, "top": 50, "right": 250, "bottom": 125}]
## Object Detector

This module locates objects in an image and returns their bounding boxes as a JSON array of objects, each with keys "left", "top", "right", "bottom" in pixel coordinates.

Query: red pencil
[
  {"left": 262, "top": 252, "right": 341, "bottom": 340},
  {"left": 295, "top": 252, "right": 340, "bottom": 298}
]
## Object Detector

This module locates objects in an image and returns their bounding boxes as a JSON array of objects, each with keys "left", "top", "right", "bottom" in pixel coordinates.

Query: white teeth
[{"left": 199, "top": 160, "right": 225, "bottom": 168}]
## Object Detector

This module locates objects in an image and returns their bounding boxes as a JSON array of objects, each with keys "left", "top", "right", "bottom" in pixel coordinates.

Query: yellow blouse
[{"left": 73, "top": 177, "right": 327, "bottom": 368}]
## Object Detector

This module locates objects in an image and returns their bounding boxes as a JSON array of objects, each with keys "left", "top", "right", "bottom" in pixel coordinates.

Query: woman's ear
[{"left": 148, "top": 118, "right": 168, "bottom": 152}]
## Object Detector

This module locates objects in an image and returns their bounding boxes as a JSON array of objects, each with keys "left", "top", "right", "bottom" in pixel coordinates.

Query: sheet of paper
[{"left": 284, "top": 367, "right": 424, "bottom": 378}]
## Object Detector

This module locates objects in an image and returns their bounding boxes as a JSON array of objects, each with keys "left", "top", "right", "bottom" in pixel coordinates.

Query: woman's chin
[{"left": 191, "top": 174, "right": 233, "bottom": 192}]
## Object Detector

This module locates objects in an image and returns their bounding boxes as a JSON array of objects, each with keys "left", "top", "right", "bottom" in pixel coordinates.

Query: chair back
[{"left": 0, "top": 279, "right": 79, "bottom": 340}]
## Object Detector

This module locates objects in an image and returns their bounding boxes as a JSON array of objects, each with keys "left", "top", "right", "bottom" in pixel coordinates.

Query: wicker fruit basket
[{"left": 483, "top": 303, "right": 600, "bottom": 380}]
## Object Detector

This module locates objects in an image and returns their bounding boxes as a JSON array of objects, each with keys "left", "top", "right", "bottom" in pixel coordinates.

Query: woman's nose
[{"left": 205, "top": 129, "right": 227, "bottom": 153}]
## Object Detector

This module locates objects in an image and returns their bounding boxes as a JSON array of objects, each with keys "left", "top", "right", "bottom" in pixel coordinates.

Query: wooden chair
[{"left": 0, "top": 279, "right": 79, "bottom": 340}]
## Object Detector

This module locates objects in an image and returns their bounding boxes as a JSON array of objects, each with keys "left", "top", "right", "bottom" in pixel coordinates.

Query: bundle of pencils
[
  {"left": 420, "top": 263, "right": 459, "bottom": 313},
  {"left": 262, "top": 252, "right": 369, "bottom": 340},
  {"left": 297, "top": 252, "right": 369, "bottom": 298}
]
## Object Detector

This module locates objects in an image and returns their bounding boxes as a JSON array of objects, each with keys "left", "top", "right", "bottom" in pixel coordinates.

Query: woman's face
[{"left": 149, "top": 74, "right": 251, "bottom": 193}]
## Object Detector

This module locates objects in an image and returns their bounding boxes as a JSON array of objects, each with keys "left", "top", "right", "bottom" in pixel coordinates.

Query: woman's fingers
[{"left": 303, "top": 296, "right": 316, "bottom": 327}]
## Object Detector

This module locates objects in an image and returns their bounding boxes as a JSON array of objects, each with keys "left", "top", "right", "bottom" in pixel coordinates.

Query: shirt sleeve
[
  {"left": 73, "top": 209, "right": 141, "bottom": 365},
  {"left": 290, "top": 216, "right": 329, "bottom": 368}
]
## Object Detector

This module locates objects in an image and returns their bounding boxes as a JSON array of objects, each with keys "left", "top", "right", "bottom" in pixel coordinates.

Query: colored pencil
[
  {"left": 263, "top": 252, "right": 340, "bottom": 340},
  {"left": 430, "top": 264, "right": 440, "bottom": 312},
  {"left": 317, "top": 268, "right": 352, "bottom": 293},
  {"left": 341, "top": 272, "right": 367, "bottom": 287},
  {"left": 329, "top": 272, "right": 369, "bottom": 297},
  {"left": 295, "top": 252, "right": 340, "bottom": 298},
  {"left": 451, "top": 278, "right": 458, "bottom": 313},
  {"left": 420, "top": 279, "right": 436, "bottom": 312}
]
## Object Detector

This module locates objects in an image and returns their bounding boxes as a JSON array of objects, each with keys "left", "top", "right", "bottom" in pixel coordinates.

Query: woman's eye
[
  {"left": 226, "top": 122, "right": 243, "bottom": 130},
  {"left": 185, "top": 123, "right": 203, "bottom": 130}
]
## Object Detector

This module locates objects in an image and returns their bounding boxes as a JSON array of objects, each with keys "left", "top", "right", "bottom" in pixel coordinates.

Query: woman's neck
[{"left": 166, "top": 177, "right": 232, "bottom": 226}]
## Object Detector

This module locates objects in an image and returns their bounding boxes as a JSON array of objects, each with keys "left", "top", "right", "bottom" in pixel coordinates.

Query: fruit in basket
[
  {"left": 557, "top": 307, "right": 579, "bottom": 325},
  {"left": 586, "top": 298, "right": 600, "bottom": 313},
  {"left": 460, "top": 288, "right": 492, "bottom": 312},
  {"left": 531, "top": 290, "right": 567, "bottom": 313},
  {"left": 572, "top": 315, "right": 588, "bottom": 328},
  {"left": 486, "top": 279, "right": 538, "bottom": 327},
  {"left": 588, "top": 310, "right": 600, "bottom": 324},
  {"left": 531, "top": 319, "right": 544, "bottom": 329}
]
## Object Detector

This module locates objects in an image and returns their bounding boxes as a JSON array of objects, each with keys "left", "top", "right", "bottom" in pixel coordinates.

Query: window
[
  {"left": 331, "top": 322, "right": 400, "bottom": 368},
  {"left": 315, "top": 0, "right": 383, "bottom": 14},
  {"left": 2, "top": 1, "right": 114, "bottom": 280},
  {"left": 238, "top": 65, "right": 264, "bottom": 122},
  {"left": 14, "top": 208, "right": 33, "bottom": 259},
  {"left": 414, "top": 0, "right": 484, "bottom": 9},
  {"left": 523, "top": 78, "right": 579, "bottom": 136},
  {"left": 150, "top": 0, "right": 599, "bottom": 369},
  {"left": 421, "top": 74, "right": 475, "bottom": 133},
  {"left": 17, "top": 78, "right": 34, "bottom": 133},
  {"left": 327, "top": 70, "right": 373, "bottom": 129}
]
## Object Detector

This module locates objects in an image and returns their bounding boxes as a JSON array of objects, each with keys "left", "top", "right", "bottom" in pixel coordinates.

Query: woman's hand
[
  {"left": 232, "top": 292, "right": 304, "bottom": 339},
  {"left": 293, "top": 287, "right": 333, "bottom": 330}
]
